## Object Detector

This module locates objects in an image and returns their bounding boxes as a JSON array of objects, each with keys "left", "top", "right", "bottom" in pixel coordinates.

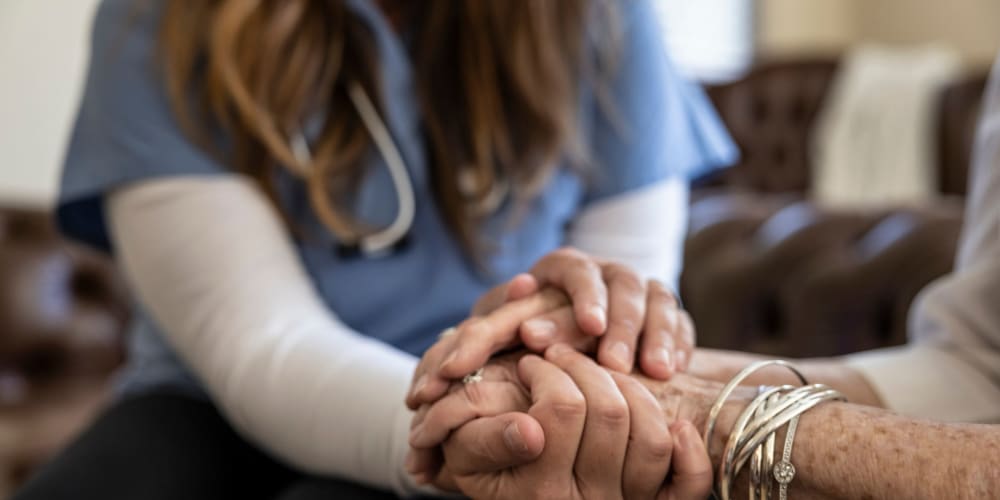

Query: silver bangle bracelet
[
  {"left": 733, "top": 389, "right": 845, "bottom": 474},
  {"left": 703, "top": 360, "right": 808, "bottom": 459},
  {"left": 704, "top": 360, "right": 845, "bottom": 500},
  {"left": 774, "top": 414, "right": 800, "bottom": 500}
]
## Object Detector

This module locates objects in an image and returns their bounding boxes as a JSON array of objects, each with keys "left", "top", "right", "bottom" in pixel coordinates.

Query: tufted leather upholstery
[
  {"left": 701, "top": 60, "right": 840, "bottom": 193},
  {"left": 682, "top": 60, "right": 989, "bottom": 356},
  {"left": 0, "top": 207, "right": 129, "bottom": 496},
  {"left": 682, "top": 195, "right": 965, "bottom": 356}
]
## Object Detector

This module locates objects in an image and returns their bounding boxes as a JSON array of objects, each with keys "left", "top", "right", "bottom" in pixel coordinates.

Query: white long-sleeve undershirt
[{"left": 106, "top": 174, "right": 688, "bottom": 494}]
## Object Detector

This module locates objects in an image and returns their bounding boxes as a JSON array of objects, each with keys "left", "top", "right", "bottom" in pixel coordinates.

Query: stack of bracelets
[{"left": 703, "top": 360, "right": 847, "bottom": 500}]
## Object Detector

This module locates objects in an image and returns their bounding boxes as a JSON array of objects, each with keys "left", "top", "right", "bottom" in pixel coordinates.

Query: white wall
[
  {"left": 0, "top": 0, "right": 101, "bottom": 208},
  {"left": 655, "top": 0, "right": 755, "bottom": 82},
  {"left": 758, "top": 0, "right": 1000, "bottom": 67},
  {"left": 857, "top": 0, "right": 1000, "bottom": 67},
  {"left": 758, "top": 0, "right": 857, "bottom": 56}
]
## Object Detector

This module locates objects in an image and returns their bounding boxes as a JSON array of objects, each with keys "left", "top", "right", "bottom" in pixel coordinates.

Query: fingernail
[
  {"left": 523, "top": 319, "right": 556, "bottom": 343},
  {"left": 590, "top": 305, "right": 607, "bottom": 330},
  {"left": 653, "top": 347, "right": 672, "bottom": 371},
  {"left": 405, "top": 451, "right": 418, "bottom": 473},
  {"left": 609, "top": 341, "right": 631, "bottom": 370},
  {"left": 503, "top": 422, "right": 528, "bottom": 455},
  {"left": 411, "top": 374, "right": 428, "bottom": 398},
  {"left": 440, "top": 349, "right": 459, "bottom": 371},
  {"left": 547, "top": 343, "right": 573, "bottom": 358}
]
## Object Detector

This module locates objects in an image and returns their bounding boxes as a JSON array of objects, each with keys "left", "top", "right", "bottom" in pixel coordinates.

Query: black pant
[{"left": 13, "top": 392, "right": 403, "bottom": 500}]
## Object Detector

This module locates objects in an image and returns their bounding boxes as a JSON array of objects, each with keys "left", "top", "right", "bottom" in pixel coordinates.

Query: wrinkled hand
[{"left": 417, "top": 346, "right": 713, "bottom": 499}]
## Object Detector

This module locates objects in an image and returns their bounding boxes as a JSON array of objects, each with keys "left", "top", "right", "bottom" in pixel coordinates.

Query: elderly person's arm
[
  {"left": 421, "top": 349, "right": 1000, "bottom": 499},
  {"left": 678, "top": 373, "right": 1000, "bottom": 499}
]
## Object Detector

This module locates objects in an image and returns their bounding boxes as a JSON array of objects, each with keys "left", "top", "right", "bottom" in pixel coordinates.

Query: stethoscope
[
  {"left": 292, "top": 82, "right": 414, "bottom": 257},
  {"left": 292, "top": 81, "right": 508, "bottom": 258}
]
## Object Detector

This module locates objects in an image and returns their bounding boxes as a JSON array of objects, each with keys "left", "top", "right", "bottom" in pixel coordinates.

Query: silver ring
[
  {"left": 439, "top": 327, "right": 457, "bottom": 340},
  {"left": 462, "top": 367, "right": 485, "bottom": 385}
]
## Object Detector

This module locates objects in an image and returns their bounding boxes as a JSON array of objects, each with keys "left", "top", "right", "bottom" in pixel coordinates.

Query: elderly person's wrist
[{"left": 633, "top": 373, "right": 755, "bottom": 466}]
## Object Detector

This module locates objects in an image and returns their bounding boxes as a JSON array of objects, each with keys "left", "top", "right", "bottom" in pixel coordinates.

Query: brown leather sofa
[
  {"left": 0, "top": 59, "right": 990, "bottom": 496},
  {"left": 0, "top": 208, "right": 129, "bottom": 496},
  {"left": 681, "top": 59, "right": 989, "bottom": 356}
]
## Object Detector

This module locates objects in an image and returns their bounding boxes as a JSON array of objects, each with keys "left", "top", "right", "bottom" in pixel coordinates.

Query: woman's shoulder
[
  {"left": 59, "top": 0, "right": 227, "bottom": 252},
  {"left": 78, "top": 0, "right": 173, "bottom": 135},
  {"left": 91, "top": 0, "right": 162, "bottom": 54}
]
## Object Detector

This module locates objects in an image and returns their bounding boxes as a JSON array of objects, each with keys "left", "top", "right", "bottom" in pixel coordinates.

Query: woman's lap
[
  {"left": 12, "top": 391, "right": 402, "bottom": 500},
  {"left": 275, "top": 477, "right": 399, "bottom": 500}
]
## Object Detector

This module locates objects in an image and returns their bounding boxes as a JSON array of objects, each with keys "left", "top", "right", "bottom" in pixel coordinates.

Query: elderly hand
[{"left": 416, "top": 345, "right": 713, "bottom": 499}]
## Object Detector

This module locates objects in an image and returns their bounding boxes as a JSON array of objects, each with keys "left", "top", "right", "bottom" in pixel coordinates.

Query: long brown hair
[{"left": 159, "top": 0, "right": 617, "bottom": 253}]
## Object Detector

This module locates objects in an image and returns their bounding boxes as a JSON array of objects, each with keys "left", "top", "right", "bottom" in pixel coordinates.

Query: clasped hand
[{"left": 405, "top": 249, "right": 712, "bottom": 499}]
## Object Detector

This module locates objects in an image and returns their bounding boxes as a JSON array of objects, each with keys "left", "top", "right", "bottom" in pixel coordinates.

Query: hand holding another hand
[
  {"left": 404, "top": 248, "right": 706, "bottom": 497},
  {"left": 409, "top": 346, "right": 714, "bottom": 499},
  {"left": 407, "top": 248, "right": 695, "bottom": 412}
]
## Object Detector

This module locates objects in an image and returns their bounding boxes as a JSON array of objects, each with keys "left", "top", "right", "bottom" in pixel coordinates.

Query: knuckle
[
  {"left": 578, "top": 258, "right": 602, "bottom": 277},
  {"left": 591, "top": 399, "right": 630, "bottom": 427},
  {"left": 553, "top": 246, "right": 585, "bottom": 261},
  {"left": 608, "top": 312, "right": 641, "bottom": 334},
  {"left": 607, "top": 264, "right": 644, "bottom": 291},
  {"left": 647, "top": 280, "right": 678, "bottom": 304},
  {"left": 642, "top": 432, "right": 674, "bottom": 462},
  {"left": 547, "top": 394, "right": 587, "bottom": 421},
  {"left": 460, "top": 317, "right": 492, "bottom": 340},
  {"left": 535, "top": 247, "right": 579, "bottom": 272}
]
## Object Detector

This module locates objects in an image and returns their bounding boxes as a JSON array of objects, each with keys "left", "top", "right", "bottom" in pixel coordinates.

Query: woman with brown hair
[{"left": 15, "top": 0, "right": 735, "bottom": 498}]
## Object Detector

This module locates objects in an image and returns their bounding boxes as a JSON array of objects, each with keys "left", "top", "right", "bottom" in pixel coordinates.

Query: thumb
[
  {"left": 443, "top": 412, "right": 545, "bottom": 476},
  {"left": 505, "top": 273, "right": 540, "bottom": 302},
  {"left": 664, "top": 420, "right": 714, "bottom": 500}
]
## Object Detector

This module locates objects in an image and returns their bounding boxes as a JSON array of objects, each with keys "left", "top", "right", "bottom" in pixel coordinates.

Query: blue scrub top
[{"left": 59, "top": 0, "right": 736, "bottom": 395}]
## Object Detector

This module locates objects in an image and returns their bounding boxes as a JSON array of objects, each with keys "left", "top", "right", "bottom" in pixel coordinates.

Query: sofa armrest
[{"left": 681, "top": 195, "right": 963, "bottom": 357}]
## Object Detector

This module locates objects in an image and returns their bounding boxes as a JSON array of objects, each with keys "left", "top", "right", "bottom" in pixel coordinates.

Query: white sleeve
[
  {"left": 566, "top": 177, "right": 689, "bottom": 288},
  {"left": 106, "top": 175, "right": 426, "bottom": 495},
  {"left": 846, "top": 60, "right": 1000, "bottom": 425},
  {"left": 845, "top": 345, "right": 1000, "bottom": 423}
]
